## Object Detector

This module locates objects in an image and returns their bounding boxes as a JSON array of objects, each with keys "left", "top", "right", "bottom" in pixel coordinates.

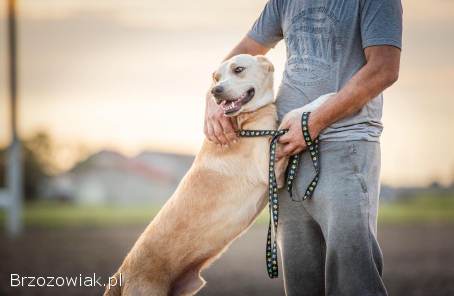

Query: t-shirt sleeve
[
  {"left": 360, "top": 0, "right": 403, "bottom": 49},
  {"left": 247, "top": 0, "right": 284, "bottom": 48}
]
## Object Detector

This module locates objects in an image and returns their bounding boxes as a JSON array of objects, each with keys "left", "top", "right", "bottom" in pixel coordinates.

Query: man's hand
[
  {"left": 204, "top": 92, "right": 238, "bottom": 145},
  {"left": 276, "top": 108, "right": 322, "bottom": 159}
]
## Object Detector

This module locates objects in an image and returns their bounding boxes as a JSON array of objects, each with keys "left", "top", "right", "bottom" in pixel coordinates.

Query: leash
[{"left": 237, "top": 112, "right": 320, "bottom": 278}]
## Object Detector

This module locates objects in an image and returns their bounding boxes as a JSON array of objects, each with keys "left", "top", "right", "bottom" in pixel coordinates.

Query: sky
[{"left": 0, "top": 0, "right": 453, "bottom": 186}]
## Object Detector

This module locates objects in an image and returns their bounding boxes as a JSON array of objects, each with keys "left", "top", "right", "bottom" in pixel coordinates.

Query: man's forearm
[
  {"left": 223, "top": 35, "right": 270, "bottom": 62},
  {"left": 311, "top": 46, "right": 401, "bottom": 134}
]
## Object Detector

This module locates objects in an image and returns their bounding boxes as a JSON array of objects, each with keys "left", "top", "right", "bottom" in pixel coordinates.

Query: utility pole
[{"left": 0, "top": 0, "right": 23, "bottom": 236}]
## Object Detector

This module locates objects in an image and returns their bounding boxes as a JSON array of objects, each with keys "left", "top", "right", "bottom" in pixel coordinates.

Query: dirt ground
[{"left": 1, "top": 223, "right": 453, "bottom": 296}]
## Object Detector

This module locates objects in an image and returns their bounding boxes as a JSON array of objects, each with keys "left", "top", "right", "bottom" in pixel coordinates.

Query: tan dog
[{"left": 105, "top": 54, "right": 331, "bottom": 296}]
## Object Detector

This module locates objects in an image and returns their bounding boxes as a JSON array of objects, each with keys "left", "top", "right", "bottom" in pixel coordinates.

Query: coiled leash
[{"left": 237, "top": 112, "right": 320, "bottom": 278}]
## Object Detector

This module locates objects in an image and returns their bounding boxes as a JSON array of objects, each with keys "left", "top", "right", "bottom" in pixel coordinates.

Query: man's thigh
[
  {"left": 298, "top": 140, "right": 381, "bottom": 235},
  {"left": 278, "top": 189, "right": 326, "bottom": 296},
  {"left": 278, "top": 140, "right": 384, "bottom": 295}
]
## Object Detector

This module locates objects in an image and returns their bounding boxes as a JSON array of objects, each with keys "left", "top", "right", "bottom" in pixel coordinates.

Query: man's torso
[{"left": 275, "top": 0, "right": 383, "bottom": 142}]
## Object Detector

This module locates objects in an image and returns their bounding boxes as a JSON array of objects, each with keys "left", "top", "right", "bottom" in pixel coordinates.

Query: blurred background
[{"left": 0, "top": 0, "right": 453, "bottom": 295}]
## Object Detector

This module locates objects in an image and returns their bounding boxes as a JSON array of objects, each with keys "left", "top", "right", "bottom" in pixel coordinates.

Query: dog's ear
[
  {"left": 256, "top": 55, "right": 274, "bottom": 73},
  {"left": 212, "top": 70, "right": 220, "bottom": 82}
]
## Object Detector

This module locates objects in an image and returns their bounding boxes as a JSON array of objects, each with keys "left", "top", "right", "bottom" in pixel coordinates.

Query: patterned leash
[{"left": 237, "top": 112, "right": 320, "bottom": 278}]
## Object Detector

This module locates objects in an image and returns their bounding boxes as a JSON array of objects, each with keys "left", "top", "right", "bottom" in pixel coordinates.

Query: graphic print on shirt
[{"left": 284, "top": 7, "right": 343, "bottom": 88}]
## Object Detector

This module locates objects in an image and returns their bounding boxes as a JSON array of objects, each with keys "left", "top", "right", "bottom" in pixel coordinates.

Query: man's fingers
[
  {"left": 204, "top": 115, "right": 238, "bottom": 145},
  {"left": 276, "top": 142, "right": 306, "bottom": 159},
  {"left": 275, "top": 145, "right": 284, "bottom": 160},
  {"left": 283, "top": 143, "right": 298, "bottom": 156},
  {"left": 278, "top": 132, "right": 293, "bottom": 144},
  {"left": 220, "top": 117, "right": 237, "bottom": 143},
  {"left": 276, "top": 143, "right": 295, "bottom": 159},
  {"left": 203, "top": 121, "right": 208, "bottom": 137},
  {"left": 212, "top": 121, "right": 229, "bottom": 145},
  {"left": 278, "top": 118, "right": 290, "bottom": 130},
  {"left": 290, "top": 146, "right": 304, "bottom": 156},
  {"left": 276, "top": 146, "right": 287, "bottom": 159},
  {"left": 230, "top": 117, "right": 239, "bottom": 132},
  {"left": 278, "top": 121, "right": 289, "bottom": 130},
  {"left": 205, "top": 121, "right": 217, "bottom": 143}
]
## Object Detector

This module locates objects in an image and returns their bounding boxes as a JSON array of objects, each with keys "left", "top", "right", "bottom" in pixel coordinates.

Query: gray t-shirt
[{"left": 248, "top": 0, "right": 402, "bottom": 142}]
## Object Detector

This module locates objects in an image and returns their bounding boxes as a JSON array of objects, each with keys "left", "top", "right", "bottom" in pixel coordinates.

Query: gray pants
[{"left": 278, "top": 141, "right": 387, "bottom": 296}]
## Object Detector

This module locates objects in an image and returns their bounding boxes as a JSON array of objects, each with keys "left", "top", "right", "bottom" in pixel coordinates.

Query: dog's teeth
[{"left": 223, "top": 100, "right": 239, "bottom": 112}]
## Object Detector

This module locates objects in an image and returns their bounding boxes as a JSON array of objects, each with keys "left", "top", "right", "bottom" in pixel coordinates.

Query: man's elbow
[
  {"left": 384, "top": 68, "right": 399, "bottom": 87},
  {"left": 366, "top": 45, "right": 401, "bottom": 88},
  {"left": 376, "top": 62, "right": 399, "bottom": 88}
]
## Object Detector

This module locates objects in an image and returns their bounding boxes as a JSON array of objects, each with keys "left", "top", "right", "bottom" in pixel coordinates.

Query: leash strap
[
  {"left": 238, "top": 128, "right": 290, "bottom": 278},
  {"left": 300, "top": 112, "right": 320, "bottom": 200},
  {"left": 237, "top": 112, "right": 320, "bottom": 278}
]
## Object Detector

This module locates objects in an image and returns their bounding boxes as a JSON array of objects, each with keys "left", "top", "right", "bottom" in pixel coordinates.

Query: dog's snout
[{"left": 211, "top": 85, "right": 224, "bottom": 96}]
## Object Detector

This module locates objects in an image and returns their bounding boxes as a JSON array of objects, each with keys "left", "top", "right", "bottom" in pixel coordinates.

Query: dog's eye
[{"left": 234, "top": 66, "right": 245, "bottom": 74}]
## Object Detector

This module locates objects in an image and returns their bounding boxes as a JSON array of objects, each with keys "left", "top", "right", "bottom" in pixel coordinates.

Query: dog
[{"left": 104, "top": 54, "right": 332, "bottom": 296}]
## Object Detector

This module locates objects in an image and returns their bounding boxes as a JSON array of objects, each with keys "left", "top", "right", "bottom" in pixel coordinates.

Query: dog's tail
[{"left": 103, "top": 272, "right": 122, "bottom": 296}]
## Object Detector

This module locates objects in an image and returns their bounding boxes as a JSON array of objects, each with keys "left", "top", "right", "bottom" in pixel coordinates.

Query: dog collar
[{"left": 237, "top": 112, "right": 320, "bottom": 278}]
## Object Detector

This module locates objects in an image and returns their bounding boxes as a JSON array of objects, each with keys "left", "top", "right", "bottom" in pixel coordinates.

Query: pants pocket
[{"left": 347, "top": 143, "right": 369, "bottom": 195}]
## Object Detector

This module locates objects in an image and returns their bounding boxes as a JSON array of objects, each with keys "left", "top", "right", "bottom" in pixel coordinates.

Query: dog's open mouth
[{"left": 219, "top": 88, "right": 255, "bottom": 115}]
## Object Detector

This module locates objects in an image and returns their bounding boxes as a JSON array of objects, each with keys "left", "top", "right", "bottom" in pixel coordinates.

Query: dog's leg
[
  {"left": 121, "top": 279, "right": 169, "bottom": 296},
  {"left": 104, "top": 270, "right": 170, "bottom": 296},
  {"left": 170, "top": 269, "right": 206, "bottom": 296},
  {"left": 104, "top": 272, "right": 122, "bottom": 296},
  {"left": 301, "top": 92, "right": 335, "bottom": 112}
]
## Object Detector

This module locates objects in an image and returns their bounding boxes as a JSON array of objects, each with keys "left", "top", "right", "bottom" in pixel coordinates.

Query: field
[
  {"left": 1, "top": 195, "right": 454, "bottom": 295},
  {"left": 2, "top": 194, "right": 454, "bottom": 228}
]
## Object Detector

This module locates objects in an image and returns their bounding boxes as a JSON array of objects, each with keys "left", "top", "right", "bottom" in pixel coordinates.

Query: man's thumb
[
  {"left": 230, "top": 117, "right": 239, "bottom": 131},
  {"left": 279, "top": 118, "right": 290, "bottom": 130}
]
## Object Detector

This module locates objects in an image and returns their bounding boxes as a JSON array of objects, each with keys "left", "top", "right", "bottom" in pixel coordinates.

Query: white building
[{"left": 45, "top": 150, "right": 194, "bottom": 205}]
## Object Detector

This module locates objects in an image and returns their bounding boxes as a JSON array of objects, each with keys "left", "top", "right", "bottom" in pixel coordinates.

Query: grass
[
  {"left": 0, "top": 201, "right": 160, "bottom": 228},
  {"left": 378, "top": 194, "right": 454, "bottom": 223},
  {"left": 1, "top": 195, "right": 454, "bottom": 229}
]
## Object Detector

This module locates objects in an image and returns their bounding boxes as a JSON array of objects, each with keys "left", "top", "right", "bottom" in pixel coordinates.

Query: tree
[
  {"left": 0, "top": 148, "right": 5, "bottom": 188},
  {"left": 0, "top": 131, "right": 55, "bottom": 200}
]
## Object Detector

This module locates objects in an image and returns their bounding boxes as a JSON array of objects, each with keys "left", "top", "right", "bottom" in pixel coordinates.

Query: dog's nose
[{"left": 211, "top": 85, "right": 224, "bottom": 96}]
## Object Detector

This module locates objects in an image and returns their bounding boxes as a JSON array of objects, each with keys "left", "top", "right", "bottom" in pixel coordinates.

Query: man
[{"left": 204, "top": 0, "right": 402, "bottom": 295}]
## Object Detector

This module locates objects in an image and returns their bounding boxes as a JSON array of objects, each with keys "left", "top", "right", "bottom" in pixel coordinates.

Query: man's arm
[
  {"left": 277, "top": 45, "right": 401, "bottom": 158},
  {"left": 204, "top": 36, "right": 270, "bottom": 145},
  {"left": 223, "top": 35, "right": 270, "bottom": 62}
]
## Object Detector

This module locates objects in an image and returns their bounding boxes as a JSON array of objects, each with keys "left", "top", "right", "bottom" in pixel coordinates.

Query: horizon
[
  {"left": 1, "top": 0, "right": 454, "bottom": 187},
  {"left": 63, "top": 147, "right": 453, "bottom": 190}
]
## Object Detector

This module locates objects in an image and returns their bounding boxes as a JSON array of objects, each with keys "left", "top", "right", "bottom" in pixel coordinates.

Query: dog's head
[{"left": 211, "top": 54, "right": 275, "bottom": 116}]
